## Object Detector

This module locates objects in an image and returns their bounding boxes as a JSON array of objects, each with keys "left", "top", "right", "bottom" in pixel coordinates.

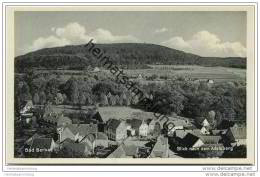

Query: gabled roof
[
  {"left": 65, "top": 124, "right": 79, "bottom": 135},
  {"left": 92, "top": 112, "right": 104, "bottom": 123},
  {"left": 64, "top": 124, "right": 98, "bottom": 137},
  {"left": 107, "top": 143, "right": 138, "bottom": 158},
  {"left": 31, "top": 138, "right": 53, "bottom": 149},
  {"left": 61, "top": 138, "right": 75, "bottom": 144},
  {"left": 229, "top": 127, "right": 246, "bottom": 139},
  {"left": 146, "top": 118, "right": 152, "bottom": 125},
  {"left": 107, "top": 119, "right": 122, "bottom": 130},
  {"left": 107, "top": 145, "right": 126, "bottom": 158},
  {"left": 181, "top": 133, "right": 200, "bottom": 148},
  {"left": 131, "top": 119, "right": 143, "bottom": 130},
  {"left": 81, "top": 133, "right": 96, "bottom": 143},
  {"left": 25, "top": 133, "right": 44, "bottom": 146}
]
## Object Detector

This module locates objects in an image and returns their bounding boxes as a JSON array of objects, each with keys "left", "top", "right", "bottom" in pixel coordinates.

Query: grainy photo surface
[{"left": 11, "top": 7, "right": 252, "bottom": 163}]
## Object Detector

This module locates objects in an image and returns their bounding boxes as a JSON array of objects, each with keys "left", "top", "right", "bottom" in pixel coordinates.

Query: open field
[
  {"left": 24, "top": 65, "right": 246, "bottom": 83},
  {"left": 126, "top": 65, "right": 246, "bottom": 82},
  {"left": 42, "top": 105, "right": 195, "bottom": 124}
]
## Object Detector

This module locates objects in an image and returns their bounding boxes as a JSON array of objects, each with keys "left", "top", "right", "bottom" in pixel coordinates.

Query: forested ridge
[{"left": 15, "top": 43, "right": 246, "bottom": 72}]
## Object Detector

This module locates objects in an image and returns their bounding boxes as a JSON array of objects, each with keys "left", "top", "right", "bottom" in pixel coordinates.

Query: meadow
[{"left": 30, "top": 65, "right": 246, "bottom": 85}]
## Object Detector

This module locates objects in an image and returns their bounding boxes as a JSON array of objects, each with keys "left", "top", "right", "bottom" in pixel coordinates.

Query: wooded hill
[{"left": 15, "top": 43, "right": 246, "bottom": 72}]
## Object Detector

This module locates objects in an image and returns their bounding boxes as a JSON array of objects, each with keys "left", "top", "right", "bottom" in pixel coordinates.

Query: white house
[
  {"left": 201, "top": 119, "right": 210, "bottom": 127},
  {"left": 20, "top": 100, "right": 33, "bottom": 114},
  {"left": 93, "top": 67, "right": 100, "bottom": 72},
  {"left": 166, "top": 120, "right": 188, "bottom": 136},
  {"left": 139, "top": 120, "right": 149, "bottom": 137},
  {"left": 200, "top": 126, "right": 210, "bottom": 135}
]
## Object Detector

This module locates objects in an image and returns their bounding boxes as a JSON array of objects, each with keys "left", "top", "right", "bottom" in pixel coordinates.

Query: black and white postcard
[{"left": 5, "top": 5, "right": 255, "bottom": 164}]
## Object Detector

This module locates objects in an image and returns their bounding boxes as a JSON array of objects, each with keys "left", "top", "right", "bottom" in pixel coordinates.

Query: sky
[{"left": 15, "top": 11, "right": 247, "bottom": 57}]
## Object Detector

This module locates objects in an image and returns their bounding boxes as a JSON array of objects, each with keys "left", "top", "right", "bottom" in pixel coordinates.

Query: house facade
[
  {"left": 225, "top": 127, "right": 246, "bottom": 146},
  {"left": 106, "top": 119, "right": 127, "bottom": 141},
  {"left": 139, "top": 121, "right": 149, "bottom": 137}
]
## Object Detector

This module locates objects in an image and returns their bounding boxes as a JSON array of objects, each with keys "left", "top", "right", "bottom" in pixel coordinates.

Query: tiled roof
[
  {"left": 229, "top": 127, "right": 246, "bottom": 139},
  {"left": 65, "top": 124, "right": 79, "bottom": 135}
]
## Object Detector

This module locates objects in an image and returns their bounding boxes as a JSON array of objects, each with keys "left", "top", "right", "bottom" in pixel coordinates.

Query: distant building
[
  {"left": 200, "top": 126, "right": 210, "bottom": 135},
  {"left": 225, "top": 127, "right": 246, "bottom": 146},
  {"left": 20, "top": 100, "right": 33, "bottom": 115},
  {"left": 137, "top": 74, "right": 143, "bottom": 80},
  {"left": 42, "top": 107, "right": 63, "bottom": 125},
  {"left": 207, "top": 79, "right": 214, "bottom": 84},
  {"left": 130, "top": 119, "right": 147, "bottom": 136},
  {"left": 77, "top": 123, "right": 98, "bottom": 141},
  {"left": 57, "top": 123, "right": 98, "bottom": 143},
  {"left": 93, "top": 67, "right": 100, "bottom": 73},
  {"left": 106, "top": 119, "right": 127, "bottom": 142},
  {"left": 201, "top": 119, "right": 210, "bottom": 127},
  {"left": 148, "top": 119, "right": 161, "bottom": 136},
  {"left": 139, "top": 120, "right": 149, "bottom": 137},
  {"left": 80, "top": 134, "right": 96, "bottom": 153},
  {"left": 57, "top": 124, "right": 79, "bottom": 142},
  {"left": 165, "top": 119, "right": 191, "bottom": 136}
]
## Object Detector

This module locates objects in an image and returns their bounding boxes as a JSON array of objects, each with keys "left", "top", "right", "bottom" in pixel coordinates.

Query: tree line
[{"left": 15, "top": 71, "right": 246, "bottom": 127}]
